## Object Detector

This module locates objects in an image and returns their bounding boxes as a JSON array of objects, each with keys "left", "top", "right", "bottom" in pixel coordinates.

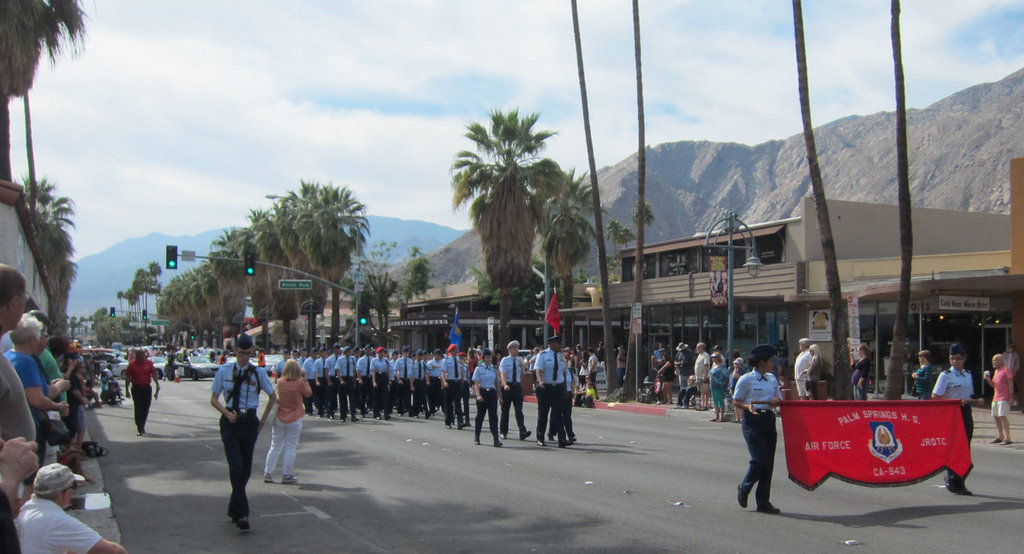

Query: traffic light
[
  {"left": 142, "top": 309, "right": 148, "bottom": 320},
  {"left": 109, "top": 307, "right": 116, "bottom": 317},
  {"left": 359, "top": 315, "right": 368, "bottom": 326},
  {"left": 357, "top": 304, "right": 370, "bottom": 326},
  {"left": 189, "top": 330, "right": 196, "bottom": 341},
  {"left": 244, "top": 253, "right": 256, "bottom": 276},
  {"left": 165, "top": 245, "right": 178, "bottom": 269}
]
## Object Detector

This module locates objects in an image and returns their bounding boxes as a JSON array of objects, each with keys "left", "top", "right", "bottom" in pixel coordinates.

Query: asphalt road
[{"left": 90, "top": 380, "right": 1024, "bottom": 553}]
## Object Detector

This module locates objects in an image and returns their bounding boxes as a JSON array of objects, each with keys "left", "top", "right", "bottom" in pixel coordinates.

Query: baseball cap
[{"left": 34, "top": 463, "right": 86, "bottom": 497}]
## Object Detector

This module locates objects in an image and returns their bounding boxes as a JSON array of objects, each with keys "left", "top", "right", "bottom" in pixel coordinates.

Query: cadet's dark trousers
[
  {"left": 130, "top": 384, "right": 153, "bottom": 434},
  {"left": 315, "top": 379, "right": 329, "bottom": 416},
  {"left": 359, "top": 378, "right": 372, "bottom": 415},
  {"left": 411, "top": 379, "right": 427, "bottom": 417},
  {"left": 339, "top": 377, "right": 358, "bottom": 420},
  {"left": 475, "top": 389, "right": 499, "bottom": 443},
  {"left": 396, "top": 380, "right": 411, "bottom": 414},
  {"left": 461, "top": 381, "right": 471, "bottom": 425},
  {"left": 947, "top": 404, "right": 974, "bottom": 491},
  {"left": 328, "top": 377, "right": 341, "bottom": 417},
  {"left": 500, "top": 383, "right": 528, "bottom": 436},
  {"left": 740, "top": 410, "right": 777, "bottom": 509},
  {"left": 304, "top": 379, "right": 316, "bottom": 414},
  {"left": 373, "top": 373, "right": 391, "bottom": 418},
  {"left": 428, "top": 380, "right": 442, "bottom": 415},
  {"left": 536, "top": 384, "right": 566, "bottom": 443},
  {"left": 443, "top": 383, "right": 463, "bottom": 426},
  {"left": 220, "top": 411, "right": 259, "bottom": 520},
  {"left": 548, "top": 392, "right": 574, "bottom": 439}
]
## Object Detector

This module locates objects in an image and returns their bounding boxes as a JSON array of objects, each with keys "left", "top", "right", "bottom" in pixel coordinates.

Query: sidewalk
[{"left": 64, "top": 409, "right": 122, "bottom": 545}]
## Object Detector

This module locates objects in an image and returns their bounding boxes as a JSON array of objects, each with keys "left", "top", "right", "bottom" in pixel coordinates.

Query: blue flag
[{"left": 448, "top": 312, "right": 462, "bottom": 350}]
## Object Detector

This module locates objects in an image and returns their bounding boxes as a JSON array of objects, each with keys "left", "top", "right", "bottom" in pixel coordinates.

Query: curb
[
  {"left": 69, "top": 408, "right": 122, "bottom": 545},
  {"left": 523, "top": 395, "right": 700, "bottom": 418}
]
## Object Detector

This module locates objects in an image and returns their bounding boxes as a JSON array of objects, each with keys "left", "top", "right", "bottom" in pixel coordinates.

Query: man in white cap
[
  {"left": 793, "top": 338, "right": 812, "bottom": 400},
  {"left": 16, "top": 463, "right": 126, "bottom": 553}
]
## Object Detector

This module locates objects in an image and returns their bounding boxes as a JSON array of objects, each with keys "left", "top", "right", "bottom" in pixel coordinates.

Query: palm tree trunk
[
  {"left": 624, "top": 0, "right": 646, "bottom": 401},
  {"left": 793, "top": 0, "right": 851, "bottom": 399},
  {"left": 499, "top": 289, "right": 512, "bottom": 348},
  {"left": 887, "top": 0, "right": 913, "bottom": 399},
  {"left": 330, "top": 289, "right": 341, "bottom": 343},
  {"left": 561, "top": 272, "right": 573, "bottom": 312},
  {"left": 571, "top": 0, "right": 618, "bottom": 393},
  {"left": 24, "top": 94, "right": 36, "bottom": 186},
  {"left": 1, "top": 95, "right": 11, "bottom": 182}
]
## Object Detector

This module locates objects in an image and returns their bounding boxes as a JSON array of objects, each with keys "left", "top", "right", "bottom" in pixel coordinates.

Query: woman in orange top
[
  {"left": 125, "top": 349, "right": 160, "bottom": 436},
  {"left": 263, "top": 359, "right": 312, "bottom": 484}
]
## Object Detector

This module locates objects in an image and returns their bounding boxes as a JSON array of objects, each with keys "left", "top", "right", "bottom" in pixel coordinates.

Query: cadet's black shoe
[
  {"left": 352, "top": 417, "right": 359, "bottom": 422},
  {"left": 558, "top": 440, "right": 570, "bottom": 448},
  {"left": 500, "top": 433, "right": 507, "bottom": 440},
  {"left": 755, "top": 504, "right": 780, "bottom": 514},
  {"left": 519, "top": 431, "right": 532, "bottom": 441},
  {"left": 493, "top": 440, "right": 503, "bottom": 447},
  {"left": 954, "top": 487, "right": 973, "bottom": 496},
  {"left": 236, "top": 517, "right": 251, "bottom": 530},
  {"left": 737, "top": 485, "right": 748, "bottom": 508},
  {"left": 457, "top": 423, "right": 467, "bottom": 430},
  {"left": 446, "top": 424, "right": 453, "bottom": 429},
  {"left": 474, "top": 439, "right": 481, "bottom": 445},
  {"left": 548, "top": 434, "right": 556, "bottom": 442},
  {"left": 537, "top": 439, "right": 546, "bottom": 447}
]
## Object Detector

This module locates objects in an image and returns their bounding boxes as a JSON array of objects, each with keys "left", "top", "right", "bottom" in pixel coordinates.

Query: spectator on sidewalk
[
  {"left": 912, "top": 350, "right": 935, "bottom": 400},
  {"left": 709, "top": 353, "right": 730, "bottom": 422},
  {"left": 263, "top": 359, "right": 312, "bottom": 484},
  {"left": 984, "top": 354, "right": 1013, "bottom": 445},
  {"left": 0, "top": 264, "right": 36, "bottom": 443},
  {"left": 16, "top": 463, "right": 127, "bottom": 554},
  {"left": 1, "top": 436, "right": 39, "bottom": 553}
]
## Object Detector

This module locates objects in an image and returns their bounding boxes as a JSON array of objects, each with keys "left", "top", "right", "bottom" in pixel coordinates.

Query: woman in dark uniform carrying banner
[{"left": 733, "top": 344, "right": 782, "bottom": 514}]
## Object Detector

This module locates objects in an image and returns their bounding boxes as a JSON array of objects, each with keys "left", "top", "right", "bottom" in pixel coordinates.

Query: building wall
[
  {"left": 791, "top": 196, "right": 1011, "bottom": 263},
  {"left": 0, "top": 203, "right": 49, "bottom": 313}
]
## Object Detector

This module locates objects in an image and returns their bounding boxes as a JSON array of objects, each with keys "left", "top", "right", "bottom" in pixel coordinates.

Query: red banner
[{"left": 780, "top": 400, "right": 972, "bottom": 490}]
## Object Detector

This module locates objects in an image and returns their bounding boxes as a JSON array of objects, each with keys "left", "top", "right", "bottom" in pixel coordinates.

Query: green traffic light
[
  {"left": 359, "top": 317, "right": 368, "bottom": 325},
  {"left": 168, "top": 260, "right": 177, "bottom": 269},
  {"left": 246, "top": 267, "right": 254, "bottom": 275}
]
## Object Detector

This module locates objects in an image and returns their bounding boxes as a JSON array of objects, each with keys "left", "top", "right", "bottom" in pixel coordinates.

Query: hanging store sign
[
  {"left": 709, "top": 255, "right": 727, "bottom": 308},
  {"left": 809, "top": 309, "right": 832, "bottom": 341},
  {"left": 937, "top": 295, "right": 990, "bottom": 312}
]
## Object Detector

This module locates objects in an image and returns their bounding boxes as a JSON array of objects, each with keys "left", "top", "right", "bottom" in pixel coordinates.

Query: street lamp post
[{"left": 703, "top": 212, "right": 763, "bottom": 362}]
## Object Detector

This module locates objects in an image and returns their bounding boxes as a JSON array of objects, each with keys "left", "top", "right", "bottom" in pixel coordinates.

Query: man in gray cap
[
  {"left": 17, "top": 463, "right": 127, "bottom": 553},
  {"left": 533, "top": 335, "right": 570, "bottom": 447},
  {"left": 210, "top": 334, "right": 277, "bottom": 530}
]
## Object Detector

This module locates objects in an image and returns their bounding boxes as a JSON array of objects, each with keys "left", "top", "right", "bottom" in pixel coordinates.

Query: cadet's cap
[
  {"left": 482, "top": 348, "right": 492, "bottom": 357},
  {"left": 235, "top": 334, "right": 254, "bottom": 350},
  {"left": 402, "top": 346, "right": 410, "bottom": 352},
  {"left": 332, "top": 342, "right": 341, "bottom": 349},
  {"left": 433, "top": 348, "right": 442, "bottom": 355},
  {"left": 546, "top": 335, "right": 562, "bottom": 344},
  {"left": 376, "top": 346, "right": 385, "bottom": 353},
  {"left": 447, "top": 344, "right": 458, "bottom": 352},
  {"left": 341, "top": 345, "right": 351, "bottom": 352},
  {"left": 749, "top": 344, "right": 777, "bottom": 361},
  {"left": 950, "top": 343, "right": 966, "bottom": 357}
]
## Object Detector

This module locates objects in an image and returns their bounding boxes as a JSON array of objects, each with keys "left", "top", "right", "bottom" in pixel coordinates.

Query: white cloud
[{"left": 7, "top": 0, "right": 1023, "bottom": 259}]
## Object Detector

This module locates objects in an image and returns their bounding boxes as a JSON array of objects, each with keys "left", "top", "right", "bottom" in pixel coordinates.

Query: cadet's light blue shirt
[
  {"left": 733, "top": 370, "right": 781, "bottom": 409},
  {"left": 325, "top": 354, "right": 338, "bottom": 377},
  {"left": 211, "top": 363, "right": 274, "bottom": 410},
  {"left": 443, "top": 356, "right": 463, "bottom": 380},
  {"left": 312, "top": 357, "right": 325, "bottom": 380},
  {"left": 933, "top": 367, "right": 974, "bottom": 400},
  {"left": 335, "top": 355, "right": 355, "bottom": 378},
  {"left": 427, "top": 358, "right": 443, "bottom": 378},
  {"left": 472, "top": 363, "right": 499, "bottom": 390},
  {"left": 533, "top": 349, "right": 566, "bottom": 384},
  {"left": 393, "top": 357, "right": 413, "bottom": 380},
  {"left": 370, "top": 357, "right": 390, "bottom": 375},
  {"left": 302, "top": 357, "right": 316, "bottom": 379},
  {"left": 413, "top": 359, "right": 428, "bottom": 380},
  {"left": 499, "top": 355, "right": 523, "bottom": 385},
  {"left": 356, "top": 355, "right": 372, "bottom": 377}
]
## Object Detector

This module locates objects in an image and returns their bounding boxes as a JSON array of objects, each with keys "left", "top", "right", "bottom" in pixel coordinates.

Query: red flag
[
  {"left": 781, "top": 400, "right": 972, "bottom": 490},
  {"left": 545, "top": 294, "right": 561, "bottom": 334}
]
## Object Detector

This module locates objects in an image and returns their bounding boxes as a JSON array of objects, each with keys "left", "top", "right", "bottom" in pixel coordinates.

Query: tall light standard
[{"left": 703, "top": 212, "right": 763, "bottom": 361}]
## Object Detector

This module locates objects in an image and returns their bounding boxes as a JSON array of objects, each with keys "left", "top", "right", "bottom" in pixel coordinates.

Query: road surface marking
[{"left": 305, "top": 506, "right": 331, "bottom": 519}]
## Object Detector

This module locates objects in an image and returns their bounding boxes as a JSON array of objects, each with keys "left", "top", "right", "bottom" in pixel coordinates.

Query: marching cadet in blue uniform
[
  {"left": 499, "top": 341, "right": 532, "bottom": 441},
  {"left": 460, "top": 351, "right": 472, "bottom": 425},
  {"left": 312, "top": 348, "right": 329, "bottom": 417},
  {"left": 209, "top": 334, "right": 277, "bottom": 531},
  {"left": 356, "top": 345, "right": 373, "bottom": 417},
  {"left": 393, "top": 347, "right": 414, "bottom": 416},
  {"left": 302, "top": 348, "right": 317, "bottom": 415},
  {"left": 551, "top": 354, "right": 577, "bottom": 443},
  {"left": 933, "top": 342, "right": 984, "bottom": 495},
  {"left": 442, "top": 345, "right": 465, "bottom": 429},
  {"left": 733, "top": 344, "right": 783, "bottom": 514},
  {"left": 410, "top": 349, "right": 429, "bottom": 418},
  {"left": 370, "top": 347, "right": 392, "bottom": 420},
  {"left": 472, "top": 348, "right": 502, "bottom": 447},
  {"left": 273, "top": 348, "right": 290, "bottom": 379},
  {"left": 324, "top": 344, "right": 340, "bottom": 419},
  {"left": 335, "top": 346, "right": 359, "bottom": 422},
  {"left": 427, "top": 348, "right": 444, "bottom": 417},
  {"left": 388, "top": 349, "right": 401, "bottom": 415},
  {"left": 533, "top": 335, "right": 570, "bottom": 447}
]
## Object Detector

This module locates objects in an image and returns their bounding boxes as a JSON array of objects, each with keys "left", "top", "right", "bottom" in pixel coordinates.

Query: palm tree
[
  {"left": 886, "top": 0, "right": 913, "bottom": 399},
  {"left": 209, "top": 228, "right": 253, "bottom": 340},
  {"left": 624, "top": 0, "right": 647, "bottom": 400},
  {"left": 22, "top": 176, "right": 75, "bottom": 330},
  {"left": 605, "top": 219, "right": 635, "bottom": 258},
  {"left": 0, "top": 0, "right": 86, "bottom": 182},
  {"left": 571, "top": 0, "right": 617, "bottom": 392},
  {"left": 250, "top": 206, "right": 300, "bottom": 348},
  {"left": 289, "top": 181, "right": 368, "bottom": 343},
  {"left": 451, "top": 109, "right": 562, "bottom": 346},
  {"left": 541, "top": 170, "right": 594, "bottom": 310},
  {"left": 792, "top": 0, "right": 850, "bottom": 398}
]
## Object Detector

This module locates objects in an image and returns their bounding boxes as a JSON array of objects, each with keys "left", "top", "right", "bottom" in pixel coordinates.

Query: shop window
[{"left": 659, "top": 249, "right": 700, "bottom": 277}]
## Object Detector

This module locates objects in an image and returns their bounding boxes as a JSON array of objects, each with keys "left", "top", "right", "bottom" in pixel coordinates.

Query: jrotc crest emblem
[{"left": 868, "top": 421, "right": 903, "bottom": 463}]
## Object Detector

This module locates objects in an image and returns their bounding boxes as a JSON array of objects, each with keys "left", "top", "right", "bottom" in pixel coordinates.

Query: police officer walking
[
  {"left": 933, "top": 342, "right": 984, "bottom": 495},
  {"left": 441, "top": 345, "right": 465, "bottom": 429},
  {"left": 533, "top": 335, "right": 570, "bottom": 447},
  {"left": 209, "top": 334, "right": 277, "bottom": 530},
  {"left": 733, "top": 344, "right": 782, "bottom": 514},
  {"left": 472, "top": 348, "right": 502, "bottom": 447},
  {"left": 499, "top": 341, "right": 532, "bottom": 441}
]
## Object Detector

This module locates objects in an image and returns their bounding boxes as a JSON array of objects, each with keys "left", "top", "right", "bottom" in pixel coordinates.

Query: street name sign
[{"left": 279, "top": 279, "right": 313, "bottom": 290}]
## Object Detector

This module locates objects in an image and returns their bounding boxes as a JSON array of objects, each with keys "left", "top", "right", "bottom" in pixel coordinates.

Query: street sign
[
  {"left": 487, "top": 317, "right": 495, "bottom": 350},
  {"left": 278, "top": 279, "right": 313, "bottom": 290},
  {"left": 847, "top": 297, "right": 860, "bottom": 340},
  {"left": 354, "top": 283, "right": 363, "bottom": 293},
  {"left": 150, "top": 318, "right": 170, "bottom": 326},
  {"left": 351, "top": 269, "right": 365, "bottom": 283},
  {"left": 180, "top": 250, "right": 196, "bottom": 262},
  {"left": 630, "top": 302, "right": 642, "bottom": 335}
]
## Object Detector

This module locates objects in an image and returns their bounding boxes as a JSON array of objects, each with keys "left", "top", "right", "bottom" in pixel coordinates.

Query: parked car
[{"left": 181, "top": 356, "right": 220, "bottom": 380}]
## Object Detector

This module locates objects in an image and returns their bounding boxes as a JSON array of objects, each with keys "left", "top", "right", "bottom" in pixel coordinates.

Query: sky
[{"left": 9, "top": 0, "right": 1024, "bottom": 259}]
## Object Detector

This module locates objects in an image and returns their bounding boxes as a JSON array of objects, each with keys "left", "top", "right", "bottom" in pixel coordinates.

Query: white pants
[{"left": 264, "top": 418, "right": 303, "bottom": 476}]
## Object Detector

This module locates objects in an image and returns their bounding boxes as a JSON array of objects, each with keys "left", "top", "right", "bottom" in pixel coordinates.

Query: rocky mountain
[
  {"left": 425, "top": 67, "right": 1024, "bottom": 284},
  {"left": 68, "top": 215, "right": 465, "bottom": 317}
]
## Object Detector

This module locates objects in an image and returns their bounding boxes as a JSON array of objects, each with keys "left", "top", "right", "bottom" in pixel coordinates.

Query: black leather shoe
[
  {"left": 458, "top": 423, "right": 467, "bottom": 430},
  {"left": 519, "top": 431, "right": 532, "bottom": 441},
  {"left": 755, "top": 504, "right": 781, "bottom": 514},
  {"left": 474, "top": 439, "right": 481, "bottom": 445},
  {"left": 548, "top": 434, "right": 556, "bottom": 442},
  {"left": 954, "top": 488, "right": 974, "bottom": 496},
  {"left": 493, "top": 440, "right": 503, "bottom": 447},
  {"left": 558, "top": 440, "right": 570, "bottom": 448},
  {"left": 351, "top": 417, "right": 359, "bottom": 422},
  {"left": 500, "top": 433, "right": 507, "bottom": 440},
  {"left": 537, "top": 439, "right": 546, "bottom": 447},
  {"left": 737, "top": 485, "right": 748, "bottom": 508},
  {"left": 236, "top": 517, "right": 251, "bottom": 530}
]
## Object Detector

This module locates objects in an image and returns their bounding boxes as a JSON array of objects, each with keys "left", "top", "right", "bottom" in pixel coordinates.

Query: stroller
[
  {"left": 100, "top": 367, "right": 124, "bottom": 406},
  {"left": 638, "top": 376, "right": 656, "bottom": 404}
]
